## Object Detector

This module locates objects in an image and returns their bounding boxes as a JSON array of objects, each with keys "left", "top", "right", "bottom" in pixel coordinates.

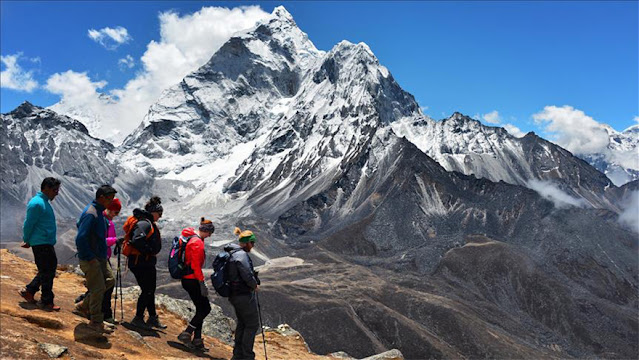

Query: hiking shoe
[
  {"left": 104, "top": 317, "right": 118, "bottom": 326},
  {"left": 88, "top": 321, "right": 114, "bottom": 334},
  {"left": 177, "top": 331, "right": 192, "bottom": 345},
  {"left": 146, "top": 315, "right": 167, "bottom": 329},
  {"left": 37, "top": 301, "right": 60, "bottom": 311},
  {"left": 72, "top": 305, "right": 89, "bottom": 319},
  {"left": 18, "top": 288, "right": 37, "bottom": 304},
  {"left": 130, "top": 316, "right": 151, "bottom": 330},
  {"left": 191, "top": 338, "right": 209, "bottom": 351}
]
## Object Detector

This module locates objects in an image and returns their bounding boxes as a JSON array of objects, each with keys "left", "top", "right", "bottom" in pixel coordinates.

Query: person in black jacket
[
  {"left": 127, "top": 196, "right": 166, "bottom": 330},
  {"left": 227, "top": 227, "right": 260, "bottom": 360}
]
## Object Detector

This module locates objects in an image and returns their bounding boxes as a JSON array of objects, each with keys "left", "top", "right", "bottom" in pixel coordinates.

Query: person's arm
[
  {"left": 22, "top": 200, "right": 43, "bottom": 244},
  {"left": 235, "top": 253, "right": 258, "bottom": 290},
  {"left": 75, "top": 212, "right": 97, "bottom": 261},
  {"left": 188, "top": 240, "right": 205, "bottom": 281},
  {"left": 106, "top": 220, "right": 118, "bottom": 247}
]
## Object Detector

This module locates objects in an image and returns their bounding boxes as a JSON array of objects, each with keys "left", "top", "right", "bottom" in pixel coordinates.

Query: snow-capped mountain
[
  {"left": 48, "top": 93, "right": 123, "bottom": 145},
  {"left": 391, "top": 113, "right": 622, "bottom": 209},
  {"left": 122, "top": 6, "right": 621, "bottom": 216},
  {"left": 0, "top": 102, "right": 151, "bottom": 239},
  {"left": 579, "top": 124, "right": 639, "bottom": 186}
]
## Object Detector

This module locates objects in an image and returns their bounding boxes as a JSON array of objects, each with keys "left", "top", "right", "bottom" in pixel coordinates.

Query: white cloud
[
  {"left": 504, "top": 123, "right": 526, "bottom": 138},
  {"left": 482, "top": 110, "right": 501, "bottom": 124},
  {"left": 45, "top": 70, "right": 107, "bottom": 103},
  {"left": 88, "top": 26, "right": 132, "bottom": 50},
  {"left": 532, "top": 105, "right": 610, "bottom": 155},
  {"left": 618, "top": 190, "right": 639, "bottom": 233},
  {"left": 50, "top": 5, "right": 269, "bottom": 145},
  {"left": 527, "top": 180, "right": 587, "bottom": 209},
  {"left": 1, "top": 53, "right": 39, "bottom": 92},
  {"left": 118, "top": 55, "right": 135, "bottom": 70},
  {"left": 634, "top": 116, "right": 639, "bottom": 124}
]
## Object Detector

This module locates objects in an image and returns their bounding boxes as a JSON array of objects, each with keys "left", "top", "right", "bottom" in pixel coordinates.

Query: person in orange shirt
[{"left": 177, "top": 217, "right": 214, "bottom": 350}]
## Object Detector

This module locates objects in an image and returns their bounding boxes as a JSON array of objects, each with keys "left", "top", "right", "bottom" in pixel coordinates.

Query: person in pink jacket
[
  {"left": 102, "top": 198, "right": 121, "bottom": 324},
  {"left": 105, "top": 198, "right": 121, "bottom": 260}
]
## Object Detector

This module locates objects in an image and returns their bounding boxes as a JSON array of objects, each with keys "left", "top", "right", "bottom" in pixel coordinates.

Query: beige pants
[{"left": 79, "top": 259, "right": 114, "bottom": 323}]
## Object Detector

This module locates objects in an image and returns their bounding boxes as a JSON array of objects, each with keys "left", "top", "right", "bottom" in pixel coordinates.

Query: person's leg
[
  {"left": 38, "top": 245, "right": 57, "bottom": 305},
  {"left": 193, "top": 294, "right": 211, "bottom": 339},
  {"left": 25, "top": 245, "right": 46, "bottom": 295},
  {"left": 101, "top": 260, "right": 115, "bottom": 320},
  {"left": 79, "top": 259, "right": 106, "bottom": 323},
  {"left": 238, "top": 294, "right": 259, "bottom": 360},
  {"left": 145, "top": 268, "right": 157, "bottom": 317},
  {"left": 182, "top": 279, "right": 211, "bottom": 339},
  {"left": 230, "top": 296, "right": 248, "bottom": 359},
  {"left": 130, "top": 266, "right": 147, "bottom": 318}
]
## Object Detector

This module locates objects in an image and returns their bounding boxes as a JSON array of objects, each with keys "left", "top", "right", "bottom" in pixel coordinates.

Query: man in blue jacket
[
  {"left": 74, "top": 185, "right": 117, "bottom": 334},
  {"left": 19, "top": 177, "right": 62, "bottom": 311}
]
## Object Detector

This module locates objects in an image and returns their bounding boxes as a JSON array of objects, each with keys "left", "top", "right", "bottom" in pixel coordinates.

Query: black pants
[
  {"left": 130, "top": 265, "right": 157, "bottom": 318},
  {"left": 229, "top": 293, "right": 259, "bottom": 360},
  {"left": 181, "top": 279, "right": 211, "bottom": 337},
  {"left": 26, "top": 244, "right": 57, "bottom": 305}
]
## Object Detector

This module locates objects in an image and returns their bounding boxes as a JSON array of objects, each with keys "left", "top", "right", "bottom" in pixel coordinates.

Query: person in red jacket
[{"left": 177, "top": 217, "right": 214, "bottom": 350}]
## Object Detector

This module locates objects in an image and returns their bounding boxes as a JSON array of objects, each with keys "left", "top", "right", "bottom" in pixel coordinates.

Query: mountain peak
[
  {"left": 272, "top": 5, "right": 294, "bottom": 22},
  {"left": 9, "top": 101, "right": 40, "bottom": 116}
]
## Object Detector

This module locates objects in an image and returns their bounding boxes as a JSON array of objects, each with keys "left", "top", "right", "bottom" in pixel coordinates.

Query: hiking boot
[
  {"left": 146, "top": 315, "right": 167, "bottom": 329},
  {"left": 191, "top": 338, "right": 209, "bottom": 351},
  {"left": 72, "top": 305, "right": 89, "bottom": 319},
  {"left": 177, "top": 331, "right": 192, "bottom": 345},
  {"left": 88, "top": 321, "right": 114, "bottom": 334},
  {"left": 18, "top": 288, "right": 36, "bottom": 304},
  {"left": 130, "top": 316, "right": 151, "bottom": 330},
  {"left": 37, "top": 301, "right": 60, "bottom": 311}
]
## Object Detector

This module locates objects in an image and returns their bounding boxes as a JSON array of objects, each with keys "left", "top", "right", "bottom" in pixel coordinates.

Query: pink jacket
[{"left": 105, "top": 214, "right": 118, "bottom": 259}]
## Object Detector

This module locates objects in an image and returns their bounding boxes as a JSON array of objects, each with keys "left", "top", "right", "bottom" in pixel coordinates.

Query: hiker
[
  {"left": 18, "top": 177, "right": 62, "bottom": 311},
  {"left": 74, "top": 197, "right": 122, "bottom": 325},
  {"left": 226, "top": 227, "right": 260, "bottom": 360},
  {"left": 177, "top": 218, "right": 215, "bottom": 350},
  {"left": 125, "top": 196, "right": 165, "bottom": 329},
  {"left": 74, "top": 185, "right": 117, "bottom": 334}
]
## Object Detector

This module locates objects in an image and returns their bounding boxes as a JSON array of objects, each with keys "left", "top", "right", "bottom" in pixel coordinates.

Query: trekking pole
[
  {"left": 256, "top": 291, "right": 268, "bottom": 360},
  {"left": 117, "top": 248, "right": 124, "bottom": 321}
]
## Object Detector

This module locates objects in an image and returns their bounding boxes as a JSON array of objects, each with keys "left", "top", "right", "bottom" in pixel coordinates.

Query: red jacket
[{"left": 181, "top": 227, "right": 205, "bottom": 281}]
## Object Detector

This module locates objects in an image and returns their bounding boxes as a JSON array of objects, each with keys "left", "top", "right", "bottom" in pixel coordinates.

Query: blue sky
[{"left": 2, "top": 1, "right": 638, "bottom": 140}]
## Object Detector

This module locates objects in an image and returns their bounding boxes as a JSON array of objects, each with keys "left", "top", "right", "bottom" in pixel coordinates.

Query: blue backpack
[
  {"left": 210, "top": 249, "right": 239, "bottom": 297},
  {"left": 168, "top": 235, "right": 197, "bottom": 279}
]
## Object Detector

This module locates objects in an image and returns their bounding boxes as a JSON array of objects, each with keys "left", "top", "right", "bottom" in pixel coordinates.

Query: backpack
[
  {"left": 121, "top": 215, "right": 154, "bottom": 256},
  {"left": 210, "top": 250, "right": 239, "bottom": 297},
  {"left": 168, "top": 234, "right": 198, "bottom": 279}
]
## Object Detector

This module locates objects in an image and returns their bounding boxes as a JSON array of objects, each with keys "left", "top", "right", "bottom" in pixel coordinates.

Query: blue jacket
[
  {"left": 75, "top": 200, "right": 107, "bottom": 261},
  {"left": 23, "top": 192, "right": 57, "bottom": 246}
]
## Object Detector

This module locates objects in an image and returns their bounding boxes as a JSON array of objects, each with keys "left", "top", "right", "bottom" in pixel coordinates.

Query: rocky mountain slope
[{"left": 0, "top": 249, "right": 402, "bottom": 360}]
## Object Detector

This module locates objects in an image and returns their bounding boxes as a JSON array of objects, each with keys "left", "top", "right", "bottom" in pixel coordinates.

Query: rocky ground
[{"left": 0, "top": 249, "right": 402, "bottom": 360}]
